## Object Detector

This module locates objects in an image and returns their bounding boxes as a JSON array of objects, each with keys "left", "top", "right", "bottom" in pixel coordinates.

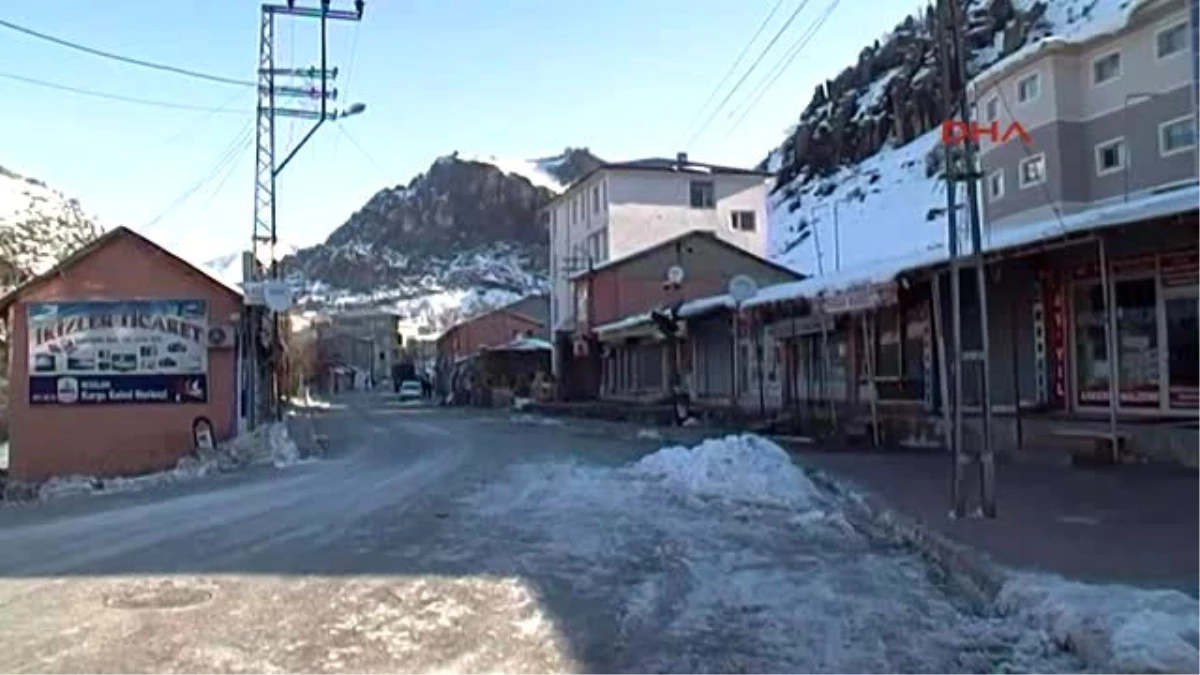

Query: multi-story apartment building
[
  {"left": 543, "top": 154, "right": 770, "bottom": 337},
  {"left": 972, "top": 0, "right": 1197, "bottom": 231},
  {"left": 316, "top": 309, "right": 402, "bottom": 386}
]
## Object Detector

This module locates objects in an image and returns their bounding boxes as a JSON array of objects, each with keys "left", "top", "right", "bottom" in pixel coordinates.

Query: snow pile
[
  {"left": 626, "top": 434, "right": 822, "bottom": 510},
  {"left": 33, "top": 422, "right": 311, "bottom": 502},
  {"left": 997, "top": 574, "right": 1200, "bottom": 673}
]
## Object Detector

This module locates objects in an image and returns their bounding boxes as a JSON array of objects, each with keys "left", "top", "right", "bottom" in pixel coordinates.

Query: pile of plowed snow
[{"left": 626, "top": 434, "right": 821, "bottom": 509}]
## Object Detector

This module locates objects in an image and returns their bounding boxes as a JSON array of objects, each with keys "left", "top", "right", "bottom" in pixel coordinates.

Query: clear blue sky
[{"left": 0, "top": 0, "right": 919, "bottom": 265}]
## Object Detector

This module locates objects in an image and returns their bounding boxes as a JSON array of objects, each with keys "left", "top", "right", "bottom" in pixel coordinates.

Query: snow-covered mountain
[
  {"left": 766, "top": 0, "right": 1140, "bottom": 276},
  {"left": 271, "top": 147, "right": 601, "bottom": 327},
  {"left": 0, "top": 164, "right": 103, "bottom": 290},
  {"left": 0, "top": 165, "right": 103, "bottom": 293}
]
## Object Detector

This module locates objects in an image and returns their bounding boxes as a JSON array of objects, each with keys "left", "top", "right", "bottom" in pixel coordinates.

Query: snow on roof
[
  {"left": 485, "top": 336, "right": 553, "bottom": 352},
  {"left": 678, "top": 294, "right": 737, "bottom": 318},
  {"left": 972, "top": 0, "right": 1147, "bottom": 86},
  {"left": 593, "top": 312, "right": 653, "bottom": 335}
]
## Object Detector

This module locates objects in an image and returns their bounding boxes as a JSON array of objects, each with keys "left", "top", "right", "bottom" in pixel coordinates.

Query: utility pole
[
  {"left": 247, "top": 0, "right": 364, "bottom": 429},
  {"left": 937, "top": 0, "right": 996, "bottom": 518},
  {"left": 948, "top": 0, "right": 997, "bottom": 519}
]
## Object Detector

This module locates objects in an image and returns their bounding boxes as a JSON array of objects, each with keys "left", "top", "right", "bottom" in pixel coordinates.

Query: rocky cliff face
[
  {"left": 286, "top": 148, "right": 603, "bottom": 297},
  {"left": 772, "top": 0, "right": 1057, "bottom": 189},
  {"left": 0, "top": 165, "right": 103, "bottom": 293}
]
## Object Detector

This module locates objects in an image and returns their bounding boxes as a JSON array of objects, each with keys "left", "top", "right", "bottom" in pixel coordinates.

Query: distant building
[
  {"left": 972, "top": 0, "right": 1197, "bottom": 232},
  {"left": 316, "top": 309, "right": 401, "bottom": 387},
  {"left": 542, "top": 154, "right": 771, "bottom": 345}
]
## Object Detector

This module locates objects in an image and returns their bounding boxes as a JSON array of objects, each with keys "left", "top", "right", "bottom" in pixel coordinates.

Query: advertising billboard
[{"left": 27, "top": 299, "right": 209, "bottom": 405}]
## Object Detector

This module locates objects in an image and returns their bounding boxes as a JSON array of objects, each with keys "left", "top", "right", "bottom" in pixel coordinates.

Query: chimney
[{"left": 676, "top": 151, "right": 688, "bottom": 168}]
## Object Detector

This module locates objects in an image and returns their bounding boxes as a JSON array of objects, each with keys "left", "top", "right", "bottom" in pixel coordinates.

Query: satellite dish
[
  {"left": 728, "top": 274, "right": 759, "bottom": 305},
  {"left": 666, "top": 265, "right": 685, "bottom": 285},
  {"left": 262, "top": 280, "right": 293, "bottom": 312}
]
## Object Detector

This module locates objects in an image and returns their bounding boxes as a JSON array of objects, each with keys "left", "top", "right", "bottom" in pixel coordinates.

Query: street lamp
[{"left": 338, "top": 102, "right": 366, "bottom": 119}]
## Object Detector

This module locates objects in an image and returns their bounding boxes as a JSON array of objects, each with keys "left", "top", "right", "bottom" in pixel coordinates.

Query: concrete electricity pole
[
  {"left": 936, "top": 0, "right": 996, "bottom": 518},
  {"left": 247, "top": 0, "right": 365, "bottom": 428}
]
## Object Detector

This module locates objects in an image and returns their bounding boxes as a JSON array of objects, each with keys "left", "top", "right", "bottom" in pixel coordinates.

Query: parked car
[{"left": 398, "top": 379, "right": 422, "bottom": 401}]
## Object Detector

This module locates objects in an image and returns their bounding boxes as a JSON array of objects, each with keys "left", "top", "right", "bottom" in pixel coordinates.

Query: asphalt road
[{"left": 0, "top": 395, "right": 1083, "bottom": 673}]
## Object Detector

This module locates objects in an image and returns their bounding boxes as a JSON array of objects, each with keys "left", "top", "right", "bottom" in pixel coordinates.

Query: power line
[
  {"left": 721, "top": 0, "right": 841, "bottom": 141},
  {"left": 162, "top": 88, "right": 254, "bottom": 144},
  {"left": 0, "top": 17, "right": 254, "bottom": 87},
  {"left": 332, "top": 22, "right": 364, "bottom": 160},
  {"left": 681, "top": 0, "right": 787, "bottom": 145},
  {"left": 0, "top": 70, "right": 247, "bottom": 113},
  {"left": 143, "top": 122, "right": 255, "bottom": 230},
  {"left": 989, "top": 83, "right": 1067, "bottom": 233},
  {"left": 336, "top": 124, "right": 391, "bottom": 179},
  {"left": 685, "top": 0, "right": 814, "bottom": 149}
]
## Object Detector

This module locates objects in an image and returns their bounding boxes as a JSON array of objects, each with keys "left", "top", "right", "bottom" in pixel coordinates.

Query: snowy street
[{"left": 0, "top": 396, "right": 1145, "bottom": 673}]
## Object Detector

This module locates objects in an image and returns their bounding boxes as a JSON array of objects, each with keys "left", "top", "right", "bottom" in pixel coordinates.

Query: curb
[{"left": 800, "top": 464, "right": 1012, "bottom": 612}]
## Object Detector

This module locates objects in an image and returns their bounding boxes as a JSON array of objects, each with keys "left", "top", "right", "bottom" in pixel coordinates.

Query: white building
[{"left": 543, "top": 153, "right": 771, "bottom": 339}]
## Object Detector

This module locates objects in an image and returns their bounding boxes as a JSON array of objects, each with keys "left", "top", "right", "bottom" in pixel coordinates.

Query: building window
[
  {"left": 1074, "top": 277, "right": 1160, "bottom": 408},
  {"left": 1092, "top": 51, "right": 1121, "bottom": 85},
  {"left": 689, "top": 180, "right": 715, "bottom": 209},
  {"left": 592, "top": 185, "right": 600, "bottom": 213},
  {"left": 1016, "top": 72, "right": 1040, "bottom": 103},
  {"left": 1018, "top": 153, "right": 1046, "bottom": 188},
  {"left": 1159, "top": 116, "right": 1197, "bottom": 156},
  {"left": 983, "top": 96, "right": 999, "bottom": 123},
  {"left": 987, "top": 169, "right": 1005, "bottom": 201},
  {"left": 600, "top": 179, "right": 607, "bottom": 206},
  {"left": 730, "top": 210, "right": 757, "bottom": 231},
  {"left": 1156, "top": 22, "right": 1187, "bottom": 59},
  {"left": 1095, "top": 138, "right": 1125, "bottom": 175}
]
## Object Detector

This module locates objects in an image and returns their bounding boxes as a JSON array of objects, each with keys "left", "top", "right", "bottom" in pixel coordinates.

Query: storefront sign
[
  {"left": 820, "top": 282, "right": 898, "bottom": 315},
  {"left": 1170, "top": 386, "right": 1199, "bottom": 409},
  {"left": 1161, "top": 251, "right": 1199, "bottom": 287},
  {"left": 27, "top": 299, "right": 209, "bottom": 405},
  {"left": 1046, "top": 279, "right": 1067, "bottom": 405}
]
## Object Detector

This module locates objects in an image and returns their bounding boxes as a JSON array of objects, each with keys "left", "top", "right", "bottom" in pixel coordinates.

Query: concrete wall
[{"left": 6, "top": 234, "right": 241, "bottom": 482}]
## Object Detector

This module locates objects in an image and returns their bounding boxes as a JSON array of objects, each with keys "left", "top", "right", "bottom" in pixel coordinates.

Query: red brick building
[
  {"left": 562, "top": 230, "right": 802, "bottom": 400},
  {"left": 435, "top": 294, "right": 550, "bottom": 364},
  {"left": 1, "top": 227, "right": 243, "bottom": 482}
]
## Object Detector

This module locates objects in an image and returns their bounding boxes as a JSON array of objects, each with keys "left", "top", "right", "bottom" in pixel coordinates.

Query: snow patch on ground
[
  {"left": 635, "top": 428, "right": 662, "bottom": 440},
  {"left": 33, "top": 423, "right": 312, "bottom": 503},
  {"left": 509, "top": 414, "right": 564, "bottom": 427},
  {"left": 997, "top": 573, "right": 1200, "bottom": 674},
  {"left": 628, "top": 434, "right": 821, "bottom": 510},
  {"left": 455, "top": 434, "right": 1085, "bottom": 672}
]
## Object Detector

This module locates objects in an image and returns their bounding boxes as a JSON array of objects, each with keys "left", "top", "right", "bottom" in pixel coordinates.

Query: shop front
[{"left": 1069, "top": 248, "right": 1199, "bottom": 416}]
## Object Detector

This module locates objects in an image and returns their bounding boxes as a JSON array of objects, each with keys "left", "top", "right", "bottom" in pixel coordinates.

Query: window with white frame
[
  {"left": 987, "top": 169, "right": 1005, "bottom": 201},
  {"left": 1016, "top": 72, "right": 1040, "bottom": 103},
  {"left": 1019, "top": 153, "right": 1046, "bottom": 188},
  {"left": 1092, "top": 51, "right": 1121, "bottom": 85},
  {"left": 1156, "top": 22, "right": 1187, "bottom": 59},
  {"left": 730, "top": 210, "right": 756, "bottom": 232},
  {"left": 1095, "top": 138, "right": 1125, "bottom": 175},
  {"left": 1159, "top": 116, "right": 1197, "bottom": 156},
  {"left": 984, "top": 96, "right": 999, "bottom": 123},
  {"left": 592, "top": 185, "right": 600, "bottom": 213}
]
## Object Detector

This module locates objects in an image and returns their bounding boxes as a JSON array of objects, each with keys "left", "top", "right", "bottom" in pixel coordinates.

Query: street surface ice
[{"left": 0, "top": 398, "right": 1169, "bottom": 673}]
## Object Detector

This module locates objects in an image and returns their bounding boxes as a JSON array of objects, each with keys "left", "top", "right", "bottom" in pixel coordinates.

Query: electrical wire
[
  {"left": 685, "top": 0, "right": 814, "bottom": 149},
  {"left": 161, "top": 88, "right": 254, "bottom": 145},
  {"left": 0, "top": 17, "right": 254, "bottom": 87},
  {"left": 331, "top": 21, "right": 363, "bottom": 161},
  {"left": 336, "top": 124, "right": 390, "bottom": 180},
  {"left": 680, "top": 0, "right": 787, "bottom": 146},
  {"left": 0, "top": 70, "right": 247, "bottom": 113},
  {"left": 142, "top": 122, "right": 255, "bottom": 230},
  {"left": 720, "top": 0, "right": 841, "bottom": 142}
]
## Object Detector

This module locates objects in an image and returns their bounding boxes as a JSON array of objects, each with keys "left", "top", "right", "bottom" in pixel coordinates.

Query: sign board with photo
[{"left": 27, "top": 299, "right": 210, "bottom": 405}]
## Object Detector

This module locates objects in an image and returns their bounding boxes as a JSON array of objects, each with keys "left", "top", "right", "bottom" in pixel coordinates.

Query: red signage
[
  {"left": 941, "top": 120, "right": 1032, "bottom": 145},
  {"left": 1045, "top": 277, "right": 1067, "bottom": 405}
]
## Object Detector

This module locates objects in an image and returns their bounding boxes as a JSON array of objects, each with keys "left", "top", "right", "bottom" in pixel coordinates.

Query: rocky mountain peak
[
  {"left": 286, "top": 148, "right": 604, "bottom": 304},
  {"left": 0, "top": 164, "right": 103, "bottom": 293}
]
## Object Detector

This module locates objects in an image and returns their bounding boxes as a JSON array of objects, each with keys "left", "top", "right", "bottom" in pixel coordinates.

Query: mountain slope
[
  {"left": 0, "top": 165, "right": 103, "bottom": 293},
  {"left": 766, "top": 0, "right": 1138, "bottom": 275},
  {"left": 284, "top": 147, "right": 602, "bottom": 312}
]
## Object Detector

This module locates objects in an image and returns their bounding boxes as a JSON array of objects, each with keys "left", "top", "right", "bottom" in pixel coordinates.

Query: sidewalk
[{"left": 791, "top": 449, "right": 1199, "bottom": 594}]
